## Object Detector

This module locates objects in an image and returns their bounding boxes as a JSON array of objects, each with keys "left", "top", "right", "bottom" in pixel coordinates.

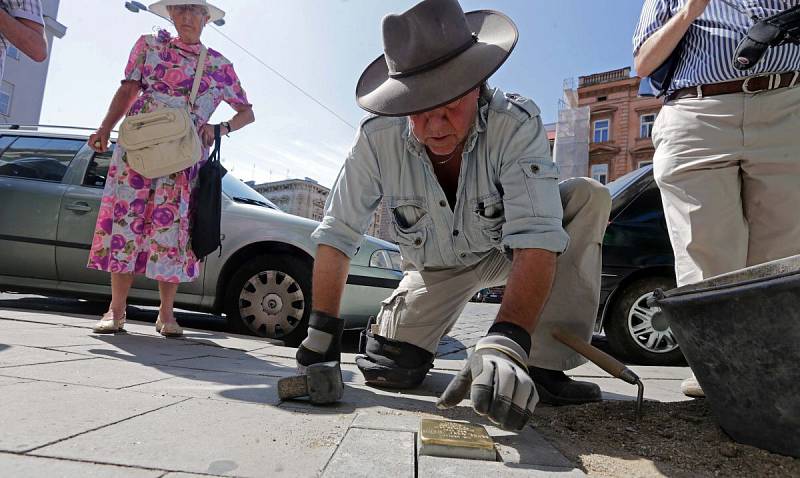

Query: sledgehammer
[
  {"left": 277, "top": 361, "right": 344, "bottom": 404},
  {"left": 551, "top": 326, "right": 644, "bottom": 422}
]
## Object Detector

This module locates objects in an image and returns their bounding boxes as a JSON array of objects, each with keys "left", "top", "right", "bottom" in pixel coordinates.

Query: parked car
[
  {"left": 596, "top": 165, "right": 683, "bottom": 366},
  {"left": 0, "top": 126, "right": 403, "bottom": 346},
  {"left": 483, "top": 286, "right": 505, "bottom": 304}
]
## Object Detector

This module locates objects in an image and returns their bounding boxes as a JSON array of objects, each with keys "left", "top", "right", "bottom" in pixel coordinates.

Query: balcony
[{"left": 579, "top": 67, "right": 632, "bottom": 88}]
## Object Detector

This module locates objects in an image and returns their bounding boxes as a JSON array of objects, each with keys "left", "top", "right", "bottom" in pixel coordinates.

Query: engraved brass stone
[{"left": 418, "top": 419, "right": 494, "bottom": 450}]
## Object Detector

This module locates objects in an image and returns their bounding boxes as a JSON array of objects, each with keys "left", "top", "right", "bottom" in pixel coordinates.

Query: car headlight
[{"left": 370, "top": 249, "right": 402, "bottom": 271}]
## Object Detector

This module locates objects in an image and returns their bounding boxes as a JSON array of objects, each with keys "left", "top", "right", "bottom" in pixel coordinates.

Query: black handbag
[{"left": 191, "top": 124, "right": 227, "bottom": 260}]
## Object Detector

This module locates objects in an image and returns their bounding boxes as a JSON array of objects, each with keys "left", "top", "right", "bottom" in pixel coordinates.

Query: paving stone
[
  {"left": 489, "top": 425, "right": 574, "bottom": 468},
  {"left": 568, "top": 362, "right": 691, "bottom": 380},
  {"left": 0, "top": 319, "right": 63, "bottom": 330},
  {"left": 0, "top": 375, "right": 29, "bottom": 387},
  {"left": 0, "top": 453, "right": 162, "bottom": 477},
  {"left": 351, "top": 412, "right": 423, "bottom": 433},
  {"left": 1, "top": 357, "right": 200, "bottom": 389},
  {"left": 49, "top": 337, "right": 235, "bottom": 365},
  {"left": 323, "top": 428, "right": 414, "bottom": 478},
  {"left": 0, "top": 381, "right": 182, "bottom": 452},
  {"left": 418, "top": 456, "right": 586, "bottom": 477},
  {"left": 0, "top": 345, "right": 90, "bottom": 368},
  {"left": 178, "top": 331, "right": 282, "bottom": 351},
  {"left": 0, "top": 326, "right": 103, "bottom": 348},
  {"left": 0, "top": 311, "right": 97, "bottom": 328},
  {"left": 36, "top": 398, "right": 353, "bottom": 478},
  {"left": 126, "top": 368, "right": 282, "bottom": 405}
]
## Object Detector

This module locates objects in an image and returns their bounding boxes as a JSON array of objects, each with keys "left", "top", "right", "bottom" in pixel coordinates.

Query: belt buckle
[{"left": 742, "top": 73, "right": 782, "bottom": 94}]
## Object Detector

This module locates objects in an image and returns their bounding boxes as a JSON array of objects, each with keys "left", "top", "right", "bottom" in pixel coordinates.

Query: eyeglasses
[{"left": 168, "top": 5, "right": 209, "bottom": 17}]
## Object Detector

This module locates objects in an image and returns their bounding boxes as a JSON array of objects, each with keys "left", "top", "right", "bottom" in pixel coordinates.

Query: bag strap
[
  {"left": 210, "top": 124, "right": 222, "bottom": 162},
  {"left": 188, "top": 46, "right": 208, "bottom": 109}
]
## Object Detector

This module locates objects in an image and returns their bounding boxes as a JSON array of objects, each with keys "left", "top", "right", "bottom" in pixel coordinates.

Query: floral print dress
[{"left": 87, "top": 30, "right": 250, "bottom": 283}]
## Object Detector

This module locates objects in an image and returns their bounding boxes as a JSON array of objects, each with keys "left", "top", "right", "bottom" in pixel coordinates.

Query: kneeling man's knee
[{"left": 560, "top": 177, "right": 611, "bottom": 218}]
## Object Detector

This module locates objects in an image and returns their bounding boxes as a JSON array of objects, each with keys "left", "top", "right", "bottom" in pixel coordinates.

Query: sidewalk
[{"left": 0, "top": 304, "right": 690, "bottom": 477}]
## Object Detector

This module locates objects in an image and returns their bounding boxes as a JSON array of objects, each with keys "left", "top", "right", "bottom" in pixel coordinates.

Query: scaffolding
[{"left": 553, "top": 78, "right": 590, "bottom": 180}]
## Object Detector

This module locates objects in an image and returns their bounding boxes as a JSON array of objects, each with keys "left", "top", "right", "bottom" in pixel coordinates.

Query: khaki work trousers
[
  {"left": 374, "top": 177, "right": 612, "bottom": 371},
  {"left": 653, "top": 85, "right": 800, "bottom": 287}
]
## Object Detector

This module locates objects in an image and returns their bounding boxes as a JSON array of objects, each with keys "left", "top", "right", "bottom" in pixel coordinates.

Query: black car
[{"left": 596, "top": 165, "right": 683, "bottom": 366}]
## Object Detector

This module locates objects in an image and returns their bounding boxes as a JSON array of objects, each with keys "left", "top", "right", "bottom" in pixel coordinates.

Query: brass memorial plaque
[{"left": 418, "top": 419, "right": 496, "bottom": 460}]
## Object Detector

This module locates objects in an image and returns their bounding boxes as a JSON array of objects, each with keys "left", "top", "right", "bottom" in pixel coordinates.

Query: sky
[{"left": 41, "top": 1, "right": 645, "bottom": 188}]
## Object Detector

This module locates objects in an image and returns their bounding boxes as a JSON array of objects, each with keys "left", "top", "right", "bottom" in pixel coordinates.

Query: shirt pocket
[
  {"left": 389, "top": 197, "right": 431, "bottom": 269},
  {"left": 472, "top": 192, "right": 505, "bottom": 245},
  {"left": 518, "top": 160, "right": 562, "bottom": 219}
]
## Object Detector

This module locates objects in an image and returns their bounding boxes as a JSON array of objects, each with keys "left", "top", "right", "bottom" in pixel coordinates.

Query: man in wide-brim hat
[{"left": 297, "top": 0, "right": 611, "bottom": 431}]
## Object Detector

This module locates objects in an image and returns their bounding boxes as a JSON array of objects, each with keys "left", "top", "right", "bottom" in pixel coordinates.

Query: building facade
[
  {"left": 1, "top": 0, "right": 67, "bottom": 125},
  {"left": 253, "top": 178, "right": 330, "bottom": 221},
  {"left": 576, "top": 67, "right": 662, "bottom": 184}
]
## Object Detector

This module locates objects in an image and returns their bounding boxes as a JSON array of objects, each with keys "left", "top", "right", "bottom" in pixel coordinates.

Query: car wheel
[
  {"left": 224, "top": 254, "right": 311, "bottom": 347},
  {"left": 605, "top": 275, "right": 684, "bottom": 366}
]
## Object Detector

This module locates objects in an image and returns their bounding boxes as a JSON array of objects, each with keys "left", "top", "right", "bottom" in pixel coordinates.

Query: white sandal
[
  {"left": 156, "top": 316, "right": 183, "bottom": 338},
  {"left": 93, "top": 311, "right": 126, "bottom": 334}
]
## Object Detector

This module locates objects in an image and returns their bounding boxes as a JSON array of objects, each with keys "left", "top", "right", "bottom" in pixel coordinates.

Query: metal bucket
[{"left": 654, "top": 255, "right": 800, "bottom": 457}]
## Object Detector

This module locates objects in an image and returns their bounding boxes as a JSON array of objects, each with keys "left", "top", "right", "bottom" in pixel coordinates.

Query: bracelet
[{"left": 222, "top": 121, "right": 232, "bottom": 137}]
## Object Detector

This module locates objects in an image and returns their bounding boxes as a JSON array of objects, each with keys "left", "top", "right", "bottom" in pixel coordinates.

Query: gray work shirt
[{"left": 312, "top": 87, "right": 569, "bottom": 271}]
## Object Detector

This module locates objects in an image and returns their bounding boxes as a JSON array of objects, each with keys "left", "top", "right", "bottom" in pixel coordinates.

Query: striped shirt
[
  {"left": 633, "top": 0, "right": 800, "bottom": 90},
  {"left": 0, "top": 0, "right": 44, "bottom": 81}
]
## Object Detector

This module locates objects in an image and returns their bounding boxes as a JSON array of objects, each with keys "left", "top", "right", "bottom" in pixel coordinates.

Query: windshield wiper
[{"left": 232, "top": 196, "right": 271, "bottom": 208}]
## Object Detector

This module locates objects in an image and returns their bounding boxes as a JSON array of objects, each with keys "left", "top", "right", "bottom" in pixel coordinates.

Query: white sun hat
[{"left": 149, "top": 0, "right": 225, "bottom": 23}]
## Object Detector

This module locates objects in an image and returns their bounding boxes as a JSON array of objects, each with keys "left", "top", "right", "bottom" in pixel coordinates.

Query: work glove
[
  {"left": 436, "top": 323, "right": 538, "bottom": 431},
  {"left": 296, "top": 311, "right": 345, "bottom": 373}
]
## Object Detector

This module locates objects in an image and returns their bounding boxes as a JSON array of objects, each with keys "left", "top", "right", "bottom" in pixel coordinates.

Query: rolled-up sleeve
[
  {"left": 311, "top": 126, "right": 382, "bottom": 258},
  {"left": 7, "top": 0, "right": 44, "bottom": 26},
  {"left": 499, "top": 116, "right": 569, "bottom": 254},
  {"left": 633, "top": 0, "right": 673, "bottom": 56}
]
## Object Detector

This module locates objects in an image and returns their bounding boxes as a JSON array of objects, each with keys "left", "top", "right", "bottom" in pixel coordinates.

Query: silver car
[{"left": 0, "top": 126, "right": 403, "bottom": 346}]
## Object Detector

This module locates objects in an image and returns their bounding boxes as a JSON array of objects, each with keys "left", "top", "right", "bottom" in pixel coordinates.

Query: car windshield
[
  {"left": 606, "top": 166, "right": 651, "bottom": 198},
  {"left": 222, "top": 174, "right": 279, "bottom": 210}
]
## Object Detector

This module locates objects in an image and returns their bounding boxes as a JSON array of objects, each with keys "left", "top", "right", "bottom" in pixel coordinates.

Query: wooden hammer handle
[{"left": 551, "top": 326, "right": 630, "bottom": 381}]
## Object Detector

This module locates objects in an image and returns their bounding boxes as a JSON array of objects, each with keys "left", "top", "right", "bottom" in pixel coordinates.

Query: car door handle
[{"left": 65, "top": 202, "right": 93, "bottom": 213}]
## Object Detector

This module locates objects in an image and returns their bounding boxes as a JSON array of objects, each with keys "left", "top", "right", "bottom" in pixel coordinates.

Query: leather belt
[{"left": 666, "top": 71, "right": 800, "bottom": 102}]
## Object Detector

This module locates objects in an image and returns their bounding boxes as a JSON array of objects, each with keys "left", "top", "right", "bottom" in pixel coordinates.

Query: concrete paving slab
[
  {"left": 176, "top": 330, "right": 281, "bottom": 351},
  {"left": 164, "top": 353, "right": 297, "bottom": 378},
  {"left": 0, "top": 375, "right": 29, "bottom": 387},
  {"left": 351, "top": 412, "right": 423, "bottom": 433},
  {"left": 568, "top": 362, "right": 692, "bottom": 380},
  {"left": 418, "top": 456, "right": 586, "bottom": 477},
  {"left": 0, "top": 326, "right": 103, "bottom": 348},
  {"left": 0, "top": 345, "right": 91, "bottom": 368},
  {"left": 37, "top": 398, "right": 354, "bottom": 478},
  {"left": 0, "top": 381, "right": 182, "bottom": 452},
  {"left": 322, "top": 428, "right": 415, "bottom": 478},
  {"left": 48, "top": 338, "right": 238, "bottom": 365},
  {"left": 126, "top": 368, "right": 282, "bottom": 406},
  {"left": 0, "top": 311, "right": 97, "bottom": 328},
  {"left": 0, "top": 319, "right": 63, "bottom": 330},
  {"left": 0, "top": 357, "right": 199, "bottom": 389},
  {"left": 0, "top": 453, "right": 162, "bottom": 478}
]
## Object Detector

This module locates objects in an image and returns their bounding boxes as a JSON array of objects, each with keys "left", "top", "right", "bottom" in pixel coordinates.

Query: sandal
[{"left": 93, "top": 311, "right": 126, "bottom": 334}]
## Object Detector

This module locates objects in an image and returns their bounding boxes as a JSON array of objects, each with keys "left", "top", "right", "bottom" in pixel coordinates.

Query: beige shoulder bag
[{"left": 119, "top": 46, "right": 208, "bottom": 179}]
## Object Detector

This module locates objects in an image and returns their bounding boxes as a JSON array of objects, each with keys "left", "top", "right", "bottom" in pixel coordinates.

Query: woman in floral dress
[{"left": 87, "top": 0, "right": 254, "bottom": 337}]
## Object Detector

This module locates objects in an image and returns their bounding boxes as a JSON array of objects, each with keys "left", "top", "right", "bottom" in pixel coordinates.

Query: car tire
[
  {"left": 224, "top": 253, "right": 311, "bottom": 347},
  {"left": 605, "top": 275, "right": 685, "bottom": 366}
]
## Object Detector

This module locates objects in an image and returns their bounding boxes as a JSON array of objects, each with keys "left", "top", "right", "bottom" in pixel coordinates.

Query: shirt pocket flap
[{"left": 519, "top": 160, "right": 560, "bottom": 179}]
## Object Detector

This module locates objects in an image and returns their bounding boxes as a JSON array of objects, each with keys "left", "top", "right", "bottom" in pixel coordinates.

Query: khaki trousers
[
  {"left": 374, "top": 177, "right": 611, "bottom": 371},
  {"left": 652, "top": 85, "right": 800, "bottom": 287}
]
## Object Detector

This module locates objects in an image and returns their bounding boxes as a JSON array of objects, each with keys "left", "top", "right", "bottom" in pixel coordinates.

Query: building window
[
  {"left": 0, "top": 81, "right": 12, "bottom": 116},
  {"left": 6, "top": 46, "right": 19, "bottom": 60},
  {"left": 640, "top": 114, "right": 656, "bottom": 138},
  {"left": 593, "top": 119, "right": 610, "bottom": 143},
  {"left": 597, "top": 96, "right": 607, "bottom": 102},
  {"left": 591, "top": 164, "right": 609, "bottom": 185},
  {"left": 638, "top": 160, "right": 653, "bottom": 169}
]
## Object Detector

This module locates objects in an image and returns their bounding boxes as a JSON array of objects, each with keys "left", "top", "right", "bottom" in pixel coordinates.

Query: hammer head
[{"left": 278, "top": 361, "right": 344, "bottom": 404}]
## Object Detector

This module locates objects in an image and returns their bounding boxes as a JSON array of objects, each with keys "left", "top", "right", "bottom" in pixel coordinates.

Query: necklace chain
[{"left": 432, "top": 149, "right": 460, "bottom": 166}]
